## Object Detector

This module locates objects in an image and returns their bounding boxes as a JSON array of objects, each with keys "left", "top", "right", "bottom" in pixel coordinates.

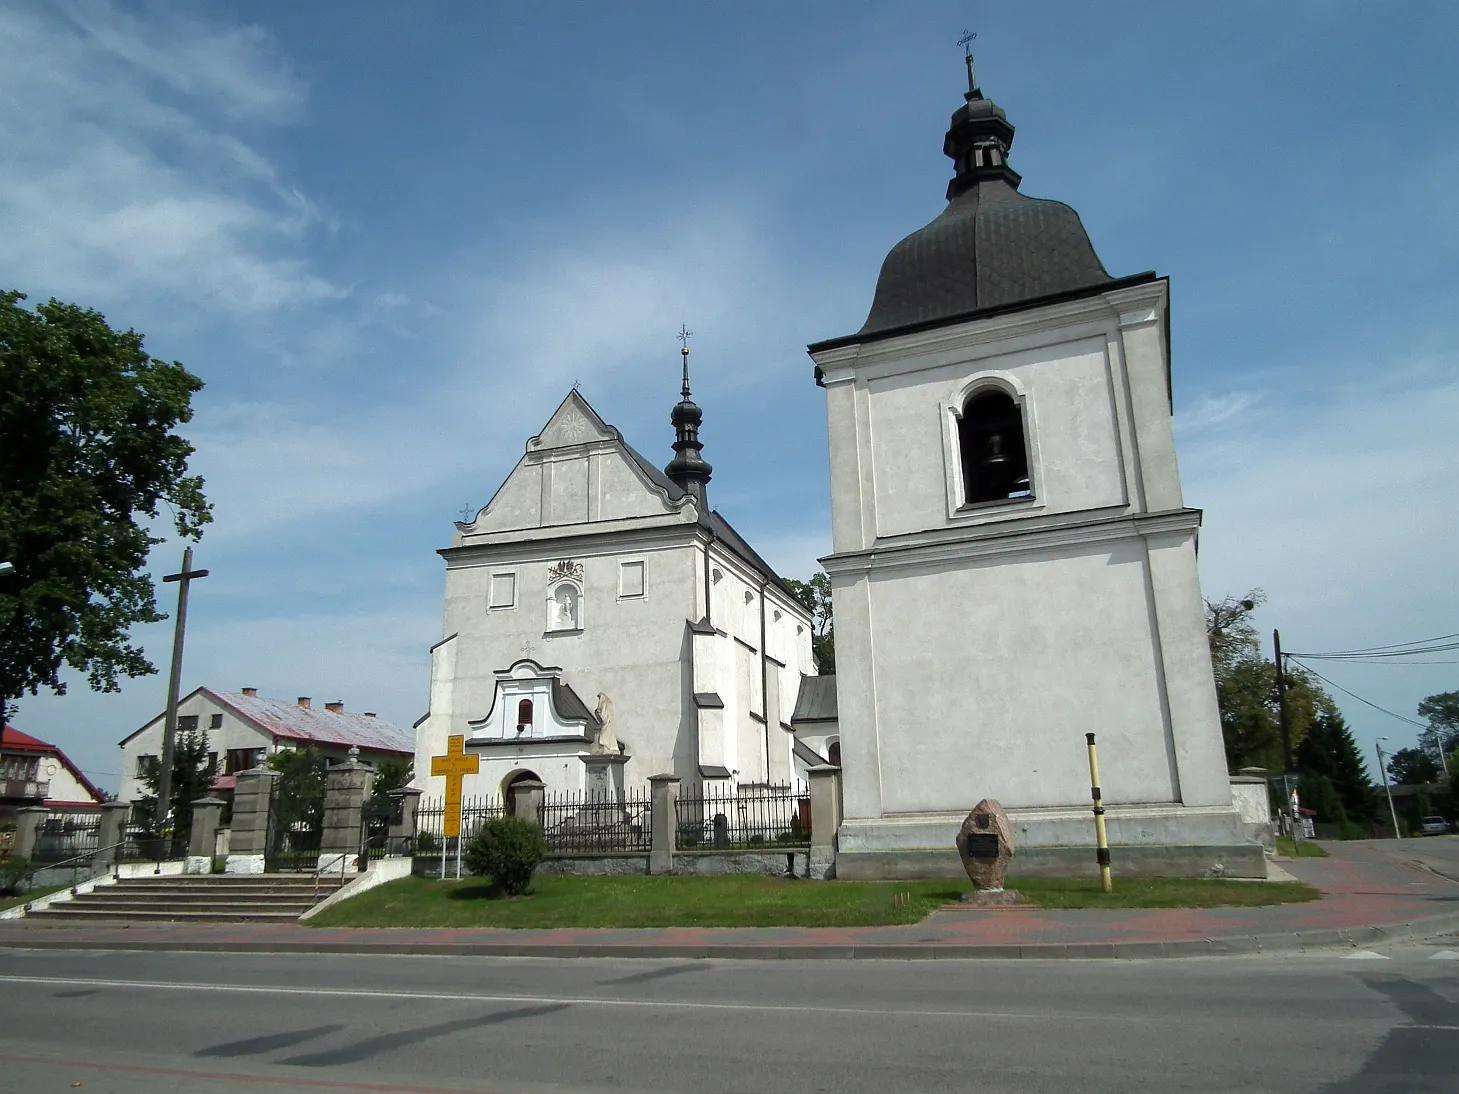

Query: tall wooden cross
[
  {"left": 430, "top": 734, "right": 479, "bottom": 838},
  {"left": 155, "top": 546, "right": 209, "bottom": 831}
]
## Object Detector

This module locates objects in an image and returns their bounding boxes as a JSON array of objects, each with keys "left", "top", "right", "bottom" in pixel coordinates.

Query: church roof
[
  {"left": 810, "top": 65, "right": 1152, "bottom": 352},
  {"left": 791, "top": 675, "right": 838, "bottom": 723}
]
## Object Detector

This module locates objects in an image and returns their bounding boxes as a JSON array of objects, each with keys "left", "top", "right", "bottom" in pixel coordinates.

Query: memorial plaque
[{"left": 956, "top": 799, "right": 1015, "bottom": 891}]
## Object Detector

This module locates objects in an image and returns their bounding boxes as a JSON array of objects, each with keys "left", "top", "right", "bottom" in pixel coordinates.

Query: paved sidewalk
[{"left": 2, "top": 840, "right": 1457, "bottom": 959}]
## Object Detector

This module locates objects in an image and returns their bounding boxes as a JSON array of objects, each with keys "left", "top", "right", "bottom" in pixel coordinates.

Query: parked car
[{"left": 1418, "top": 816, "right": 1449, "bottom": 836}]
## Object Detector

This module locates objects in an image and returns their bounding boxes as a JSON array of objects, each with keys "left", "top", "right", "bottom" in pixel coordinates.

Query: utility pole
[
  {"left": 1375, "top": 738, "right": 1403, "bottom": 840},
  {"left": 0, "top": 563, "right": 13, "bottom": 763},
  {"left": 1273, "top": 629, "right": 1298, "bottom": 840},
  {"left": 154, "top": 547, "right": 208, "bottom": 834}
]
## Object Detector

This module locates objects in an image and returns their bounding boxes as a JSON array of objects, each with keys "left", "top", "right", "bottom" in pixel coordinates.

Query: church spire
[
  {"left": 943, "top": 35, "right": 1020, "bottom": 200},
  {"left": 664, "top": 326, "right": 712, "bottom": 508}
]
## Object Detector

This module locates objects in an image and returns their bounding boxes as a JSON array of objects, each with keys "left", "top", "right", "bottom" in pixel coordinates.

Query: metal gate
[{"left": 264, "top": 778, "right": 323, "bottom": 872}]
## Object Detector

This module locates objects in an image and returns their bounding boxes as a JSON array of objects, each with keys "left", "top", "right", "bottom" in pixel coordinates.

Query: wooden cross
[
  {"left": 430, "top": 734, "right": 479, "bottom": 838},
  {"left": 155, "top": 546, "right": 209, "bottom": 828}
]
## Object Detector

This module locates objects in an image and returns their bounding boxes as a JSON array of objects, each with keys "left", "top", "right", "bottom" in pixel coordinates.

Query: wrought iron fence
[
  {"left": 116, "top": 822, "right": 187, "bottom": 863},
  {"left": 31, "top": 810, "right": 103, "bottom": 864},
  {"left": 538, "top": 788, "right": 652, "bottom": 854},
  {"left": 675, "top": 782, "right": 811, "bottom": 850},
  {"left": 413, "top": 795, "right": 506, "bottom": 856}
]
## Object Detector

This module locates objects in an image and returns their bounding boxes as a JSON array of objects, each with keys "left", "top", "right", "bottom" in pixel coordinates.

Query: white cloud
[{"left": 0, "top": 2, "right": 339, "bottom": 318}]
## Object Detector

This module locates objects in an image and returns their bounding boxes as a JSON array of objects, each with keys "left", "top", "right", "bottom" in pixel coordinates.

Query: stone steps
[{"left": 23, "top": 872, "right": 349, "bottom": 923}]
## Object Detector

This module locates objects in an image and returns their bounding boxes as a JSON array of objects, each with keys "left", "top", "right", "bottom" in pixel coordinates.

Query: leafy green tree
[
  {"left": 1204, "top": 590, "right": 1322, "bottom": 770},
  {"left": 371, "top": 756, "right": 413, "bottom": 799},
  {"left": 138, "top": 726, "right": 216, "bottom": 834},
  {"left": 1296, "top": 701, "right": 1378, "bottom": 824},
  {"left": 268, "top": 747, "right": 327, "bottom": 832},
  {"left": 1297, "top": 770, "right": 1347, "bottom": 827},
  {"left": 785, "top": 570, "right": 834, "bottom": 674},
  {"left": 1418, "top": 691, "right": 1459, "bottom": 758},
  {"left": 1387, "top": 747, "right": 1440, "bottom": 787},
  {"left": 0, "top": 291, "right": 211, "bottom": 712}
]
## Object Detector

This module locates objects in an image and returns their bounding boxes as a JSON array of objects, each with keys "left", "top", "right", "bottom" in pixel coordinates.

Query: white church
[
  {"left": 415, "top": 51, "right": 1260, "bottom": 878},
  {"left": 411, "top": 355, "right": 818, "bottom": 806}
]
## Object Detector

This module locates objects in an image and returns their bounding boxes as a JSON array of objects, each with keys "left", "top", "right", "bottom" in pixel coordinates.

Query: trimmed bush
[
  {"left": 0, "top": 856, "right": 32, "bottom": 897},
  {"left": 462, "top": 815, "right": 547, "bottom": 895}
]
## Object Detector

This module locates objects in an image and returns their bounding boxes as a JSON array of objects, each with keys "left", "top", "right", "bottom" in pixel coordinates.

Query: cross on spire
[
  {"left": 958, "top": 29, "right": 977, "bottom": 92},
  {"left": 676, "top": 324, "right": 693, "bottom": 398}
]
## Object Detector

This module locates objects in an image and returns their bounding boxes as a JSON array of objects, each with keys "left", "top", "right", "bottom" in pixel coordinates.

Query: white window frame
[
  {"left": 617, "top": 558, "right": 647, "bottom": 601},
  {"left": 487, "top": 570, "right": 518, "bottom": 612},
  {"left": 941, "top": 371, "right": 1044, "bottom": 522}
]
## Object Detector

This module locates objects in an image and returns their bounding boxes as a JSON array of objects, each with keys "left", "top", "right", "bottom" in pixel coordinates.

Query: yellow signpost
[{"left": 430, "top": 734, "right": 479, "bottom": 839}]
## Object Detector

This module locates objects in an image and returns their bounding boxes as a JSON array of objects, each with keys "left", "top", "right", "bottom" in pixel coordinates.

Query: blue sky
[{"left": 4, "top": 1, "right": 1457, "bottom": 792}]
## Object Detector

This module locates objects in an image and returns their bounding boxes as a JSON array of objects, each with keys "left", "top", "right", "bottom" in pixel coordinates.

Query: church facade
[
  {"left": 806, "top": 58, "right": 1258, "bottom": 877},
  {"left": 413, "top": 363, "right": 817, "bottom": 804}
]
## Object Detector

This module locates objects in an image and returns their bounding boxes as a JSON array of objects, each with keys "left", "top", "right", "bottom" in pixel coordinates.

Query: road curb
[{"left": 2, "top": 908, "right": 1459, "bottom": 960}]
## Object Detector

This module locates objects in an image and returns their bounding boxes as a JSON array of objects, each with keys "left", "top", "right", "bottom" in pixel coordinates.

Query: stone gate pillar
[
  {"left": 319, "top": 748, "right": 372, "bottom": 872},
  {"left": 12, "top": 806, "right": 47, "bottom": 862},
  {"left": 648, "top": 774, "right": 680, "bottom": 875},
  {"left": 807, "top": 765, "right": 841, "bottom": 879},
  {"left": 186, "top": 797, "right": 227, "bottom": 874},
  {"left": 92, "top": 800, "right": 133, "bottom": 872},
  {"left": 226, "top": 766, "right": 277, "bottom": 874},
  {"left": 508, "top": 779, "right": 545, "bottom": 829}
]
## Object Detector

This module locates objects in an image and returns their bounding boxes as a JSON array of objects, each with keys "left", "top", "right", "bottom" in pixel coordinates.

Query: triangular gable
[{"left": 467, "top": 388, "right": 691, "bottom": 534}]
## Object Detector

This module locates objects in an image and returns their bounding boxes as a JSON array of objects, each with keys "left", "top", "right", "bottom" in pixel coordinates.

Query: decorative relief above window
[{"left": 548, "top": 559, "right": 584, "bottom": 585}]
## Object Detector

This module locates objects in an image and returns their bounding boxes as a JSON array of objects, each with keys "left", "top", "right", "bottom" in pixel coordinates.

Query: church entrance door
[{"left": 502, "top": 770, "right": 543, "bottom": 816}]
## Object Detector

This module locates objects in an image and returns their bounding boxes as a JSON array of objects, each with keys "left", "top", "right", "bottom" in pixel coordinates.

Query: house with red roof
[
  {"left": 116, "top": 687, "right": 415, "bottom": 806},
  {"left": 1, "top": 725, "right": 108, "bottom": 818}
]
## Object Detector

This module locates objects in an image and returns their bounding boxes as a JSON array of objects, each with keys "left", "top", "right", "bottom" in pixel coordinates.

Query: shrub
[
  {"left": 1, "top": 856, "right": 33, "bottom": 897},
  {"left": 462, "top": 816, "right": 547, "bottom": 895}
]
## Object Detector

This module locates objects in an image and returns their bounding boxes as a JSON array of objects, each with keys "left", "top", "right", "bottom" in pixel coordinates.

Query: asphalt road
[
  {"left": 0, "top": 946, "right": 1457, "bottom": 1093},
  {"left": 1367, "top": 832, "right": 1459, "bottom": 882}
]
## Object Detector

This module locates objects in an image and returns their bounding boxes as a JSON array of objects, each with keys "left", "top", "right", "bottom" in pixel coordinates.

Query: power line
[
  {"left": 1287, "top": 658, "right": 1429, "bottom": 732},
  {"left": 1287, "top": 632, "right": 1459, "bottom": 659}
]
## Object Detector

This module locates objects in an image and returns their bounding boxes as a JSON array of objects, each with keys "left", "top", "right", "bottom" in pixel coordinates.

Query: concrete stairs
[{"left": 25, "top": 873, "right": 350, "bottom": 923}]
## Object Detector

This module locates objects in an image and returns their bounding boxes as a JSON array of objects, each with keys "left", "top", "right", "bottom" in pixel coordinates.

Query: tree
[
  {"left": 1296, "top": 700, "right": 1378, "bottom": 825},
  {"left": 137, "top": 725, "right": 215, "bottom": 834},
  {"left": 268, "top": 747, "right": 327, "bottom": 832},
  {"left": 1204, "top": 590, "right": 1322, "bottom": 771},
  {"left": 785, "top": 570, "right": 834, "bottom": 674},
  {"left": 371, "top": 756, "right": 413, "bottom": 799},
  {"left": 1387, "top": 747, "right": 1440, "bottom": 787},
  {"left": 0, "top": 291, "right": 211, "bottom": 710},
  {"left": 1418, "top": 691, "right": 1459, "bottom": 759}
]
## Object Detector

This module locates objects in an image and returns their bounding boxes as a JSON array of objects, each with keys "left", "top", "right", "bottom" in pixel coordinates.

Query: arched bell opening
[{"left": 959, "top": 389, "right": 1031, "bottom": 504}]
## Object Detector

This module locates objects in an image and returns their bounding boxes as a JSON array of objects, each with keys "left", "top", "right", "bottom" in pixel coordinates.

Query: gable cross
[{"left": 430, "top": 734, "right": 480, "bottom": 838}]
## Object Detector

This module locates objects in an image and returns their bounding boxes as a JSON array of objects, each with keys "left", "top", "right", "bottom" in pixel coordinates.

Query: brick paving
[{"left": 2, "top": 840, "right": 1456, "bottom": 959}]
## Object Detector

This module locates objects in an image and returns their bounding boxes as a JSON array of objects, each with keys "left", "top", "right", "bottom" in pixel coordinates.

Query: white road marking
[
  {"left": 1428, "top": 950, "right": 1459, "bottom": 960},
  {"left": 1341, "top": 950, "right": 1390, "bottom": 960}
]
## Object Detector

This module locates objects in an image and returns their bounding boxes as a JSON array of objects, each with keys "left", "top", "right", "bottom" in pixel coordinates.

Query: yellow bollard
[{"left": 1085, "top": 733, "right": 1113, "bottom": 893}]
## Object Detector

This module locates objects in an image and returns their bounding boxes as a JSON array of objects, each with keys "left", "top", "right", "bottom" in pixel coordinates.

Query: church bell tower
[{"left": 807, "top": 49, "right": 1253, "bottom": 880}]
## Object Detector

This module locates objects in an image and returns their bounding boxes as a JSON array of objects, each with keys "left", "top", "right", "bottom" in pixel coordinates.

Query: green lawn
[
  {"left": 0, "top": 883, "right": 69, "bottom": 913},
  {"left": 1276, "top": 837, "right": 1329, "bottom": 858},
  {"left": 307, "top": 873, "right": 1320, "bottom": 929}
]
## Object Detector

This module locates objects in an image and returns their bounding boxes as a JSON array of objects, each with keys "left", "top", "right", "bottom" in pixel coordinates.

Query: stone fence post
[
  {"left": 509, "top": 779, "right": 545, "bottom": 829},
  {"left": 388, "top": 786, "right": 422, "bottom": 853},
  {"left": 92, "top": 800, "right": 132, "bottom": 871},
  {"left": 186, "top": 798, "right": 227, "bottom": 874},
  {"left": 226, "top": 766, "right": 277, "bottom": 874},
  {"left": 12, "top": 806, "right": 47, "bottom": 862},
  {"left": 648, "top": 774, "right": 680, "bottom": 875},
  {"left": 319, "top": 748, "right": 373, "bottom": 872},
  {"left": 807, "top": 765, "right": 841, "bottom": 880}
]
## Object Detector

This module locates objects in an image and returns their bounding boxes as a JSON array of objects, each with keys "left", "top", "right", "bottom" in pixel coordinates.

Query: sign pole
[{"left": 430, "top": 734, "right": 479, "bottom": 882}]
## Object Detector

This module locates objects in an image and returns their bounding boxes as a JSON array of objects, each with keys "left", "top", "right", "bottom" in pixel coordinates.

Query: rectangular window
[
  {"left": 2, "top": 756, "right": 39, "bottom": 781},
  {"left": 179, "top": 715, "right": 199, "bottom": 732},
  {"left": 209, "top": 713, "right": 223, "bottom": 729},
  {"left": 488, "top": 571, "right": 517, "bottom": 610},
  {"left": 225, "top": 748, "right": 263, "bottom": 774},
  {"left": 136, "top": 754, "right": 158, "bottom": 779},
  {"left": 619, "top": 560, "right": 645, "bottom": 599},
  {"left": 207, "top": 752, "right": 218, "bottom": 773}
]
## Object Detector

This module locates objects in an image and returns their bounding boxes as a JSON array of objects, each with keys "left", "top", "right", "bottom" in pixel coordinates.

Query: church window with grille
[{"left": 959, "top": 390, "right": 1031, "bottom": 504}]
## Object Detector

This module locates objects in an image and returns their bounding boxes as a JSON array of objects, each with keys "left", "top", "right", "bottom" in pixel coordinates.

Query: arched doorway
[
  {"left": 826, "top": 740, "right": 841, "bottom": 767},
  {"left": 501, "top": 769, "right": 543, "bottom": 815}
]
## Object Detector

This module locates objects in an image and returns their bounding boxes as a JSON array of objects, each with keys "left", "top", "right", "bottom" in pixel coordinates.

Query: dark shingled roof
[
  {"left": 791, "top": 675, "right": 838, "bottom": 723},
  {"left": 813, "top": 81, "right": 1128, "bottom": 351},
  {"left": 857, "top": 178, "right": 1113, "bottom": 339}
]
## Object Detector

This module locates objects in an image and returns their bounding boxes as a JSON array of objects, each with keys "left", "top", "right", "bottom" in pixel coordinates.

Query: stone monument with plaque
[{"left": 955, "top": 799, "right": 1025, "bottom": 906}]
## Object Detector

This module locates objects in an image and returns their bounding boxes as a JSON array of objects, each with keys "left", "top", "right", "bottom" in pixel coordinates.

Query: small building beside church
[{"left": 413, "top": 359, "right": 817, "bottom": 803}]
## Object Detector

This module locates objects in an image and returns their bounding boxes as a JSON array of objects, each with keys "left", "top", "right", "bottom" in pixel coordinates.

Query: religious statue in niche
[
  {"left": 551, "top": 583, "right": 580, "bottom": 630},
  {"left": 592, "top": 692, "right": 619, "bottom": 755}
]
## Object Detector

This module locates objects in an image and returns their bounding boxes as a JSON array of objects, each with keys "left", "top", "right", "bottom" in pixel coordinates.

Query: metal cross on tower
[
  {"left": 155, "top": 546, "right": 209, "bottom": 834},
  {"left": 958, "top": 29, "right": 977, "bottom": 91}
]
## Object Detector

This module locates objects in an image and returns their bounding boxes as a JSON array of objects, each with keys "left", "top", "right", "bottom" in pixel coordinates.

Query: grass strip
[
  {"left": 0, "top": 883, "right": 71, "bottom": 913},
  {"left": 307, "top": 872, "right": 1320, "bottom": 929},
  {"left": 1275, "top": 837, "right": 1329, "bottom": 858}
]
